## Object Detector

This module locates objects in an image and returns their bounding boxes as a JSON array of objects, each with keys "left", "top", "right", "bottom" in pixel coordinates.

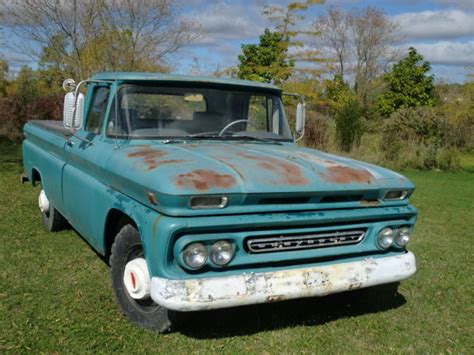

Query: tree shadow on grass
[{"left": 175, "top": 283, "right": 405, "bottom": 339}]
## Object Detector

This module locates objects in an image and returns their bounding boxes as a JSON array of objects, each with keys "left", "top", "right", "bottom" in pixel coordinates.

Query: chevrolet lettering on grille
[{"left": 246, "top": 230, "right": 366, "bottom": 253}]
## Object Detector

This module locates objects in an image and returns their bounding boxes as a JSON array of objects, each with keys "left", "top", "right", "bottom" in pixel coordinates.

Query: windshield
[{"left": 106, "top": 85, "right": 293, "bottom": 141}]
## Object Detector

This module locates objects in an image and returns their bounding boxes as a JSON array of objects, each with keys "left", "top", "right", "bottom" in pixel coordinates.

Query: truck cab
[{"left": 22, "top": 72, "right": 417, "bottom": 332}]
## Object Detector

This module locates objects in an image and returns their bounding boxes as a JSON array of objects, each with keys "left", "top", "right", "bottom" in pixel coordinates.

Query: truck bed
[{"left": 29, "top": 120, "right": 70, "bottom": 138}]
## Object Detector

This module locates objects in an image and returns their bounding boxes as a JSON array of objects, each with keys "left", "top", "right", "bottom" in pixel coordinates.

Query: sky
[
  {"left": 178, "top": 0, "right": 474, "bottom": 83},
  {"left": 1, "top": 0, "right": 473, "bottom": 83}
]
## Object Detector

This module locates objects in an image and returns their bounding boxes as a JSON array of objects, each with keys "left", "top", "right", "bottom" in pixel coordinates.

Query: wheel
[
  {"left": 39, "top": 189, "right": 68, "bottom": 232},
  {"left": 110, "top": 224, "right": 175, "bottom": 332}
]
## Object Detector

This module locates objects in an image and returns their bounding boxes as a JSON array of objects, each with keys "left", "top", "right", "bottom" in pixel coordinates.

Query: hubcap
[
  {"left": 123, "top": 258, "right": 151, "bottom": 300},
  {"left": 38, "top": 190, "right": 50, "bottom": 213}
]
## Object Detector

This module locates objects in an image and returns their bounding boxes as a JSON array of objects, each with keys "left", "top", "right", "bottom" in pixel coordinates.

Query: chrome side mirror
[
  {"left": 62, "top": 79, "right": 84, "bottom": 129},
  {"left": 295, "top": 102, "right": 305, "bottom": 140}
]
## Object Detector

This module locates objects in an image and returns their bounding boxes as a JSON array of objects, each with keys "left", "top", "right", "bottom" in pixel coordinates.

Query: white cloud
[
  {"left": 433, "top": 0, "right": 474, "bottom": 11},
  {"left": 185, "top": 2, "right": 266, "bottom": 45},
  {"left": 393, "top": 9, "right": 474, "bottom": 41},
  {"left": 399, "top": 41, "right": 474, "bottom": 66}
]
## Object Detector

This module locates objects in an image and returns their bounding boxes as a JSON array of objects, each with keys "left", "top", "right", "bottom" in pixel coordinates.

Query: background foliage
[{"left": 0, "top": 1, "right": 472, "bottom": 171}]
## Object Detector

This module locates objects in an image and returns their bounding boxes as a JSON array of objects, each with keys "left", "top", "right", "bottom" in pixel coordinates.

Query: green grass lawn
[{"left": 1, "top": 141, "right": 473, "bottom": 353}]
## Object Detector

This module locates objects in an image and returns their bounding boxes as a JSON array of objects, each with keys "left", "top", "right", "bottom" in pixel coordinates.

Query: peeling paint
[
  {"left": 320, "top": 166, "right": 374, "bottom": 184},
  {"left": 175, "top": 169, "right": 237, "bottom": 191},
  {"left": 236, "top": 152, "right": 308, "bottom": 185},
  {"left": 127, "top": 146, "right": 187, "bottom": 171},
  {"left": 360, "top": 200, "right": 380, "bottom": 207},
  {"left": 150, "top": 252, "right": 416, "bottom": 311}
]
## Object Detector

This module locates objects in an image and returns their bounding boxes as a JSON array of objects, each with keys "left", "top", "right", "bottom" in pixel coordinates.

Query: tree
[
  {"left": 0, "top": 0, "right": 200, "bottom": 79},
  {"left": 377, "top": 47, "right": 435, "bottom": 117},
  {"left": 263, "top": 0, "right": 325, "bottom": 79},
  {"left": 237, "top": 29, "right": 294, "bottom": 84},
  {"left": 0, "top": 60, "right": 8, "bottom": 97},
  {"left": 313, "top": 7, "right": 349, "bottom": 80},
  {"left": 314, "top": 6, "right": 399, "bottom": 104}
]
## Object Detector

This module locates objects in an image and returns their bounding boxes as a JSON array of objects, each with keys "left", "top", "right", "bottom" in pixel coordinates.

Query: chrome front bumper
[{"left": 150, "top": 252, "right": 416, "bottom": 311}]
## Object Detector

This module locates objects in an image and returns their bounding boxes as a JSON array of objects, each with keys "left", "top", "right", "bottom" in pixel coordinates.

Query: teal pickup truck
[{"left": 22, "top": 72, "right": 417, "bottom": 332}]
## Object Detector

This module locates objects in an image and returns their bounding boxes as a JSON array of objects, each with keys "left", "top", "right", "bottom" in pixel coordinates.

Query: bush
[
  {"left": 0, "top": 94, "right": 63, "bottom": 141},
  {"left": 304, "top": 111, "right": 331, "bottom": 150},
  {"left": 335, "top": 99, "right": 364, "bottom": 152},
  {"left": 379, "top": 107, "right": 461, "bottom": 171}
]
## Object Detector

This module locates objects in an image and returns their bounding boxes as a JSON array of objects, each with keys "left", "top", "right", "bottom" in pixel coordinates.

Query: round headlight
[
  {"left": 395, "top": 227, "right": 411, "bottom": 247},
  {"left": 377, "top": 228, "right": 394, "bottom": 249},
  {"left": 182, "top": 243, "right": 208, "bottom": 269},
  {"left": 210, "top": 241, "right": 235, "bottom": 266}
]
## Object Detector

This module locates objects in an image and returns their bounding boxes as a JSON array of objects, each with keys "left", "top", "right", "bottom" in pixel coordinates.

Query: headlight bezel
[
  {"left": 182, "top": 242, "right": 209, "bottom": 269},
  {"left": 377, "top": 227, "right": 395, "bottom": 249},
  {"left": 394, "top": 226, "right": 411, "bottom": 247},
  {"left": 209, "top": 240, "right": 235, "bottom": 266}
]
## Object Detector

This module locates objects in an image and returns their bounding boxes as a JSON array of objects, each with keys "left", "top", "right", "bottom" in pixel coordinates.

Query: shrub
[
  {"left": 304, "top": 111, "right": 331, "bottom": 150},
  {"left": 335, "top": 99, "right": 364, "bottom": 152},
  {"left": 379, "top": 107, "right": 461, "bottom": 171},
  {"left": 0, "top": 94, "right": 63, "bottom": 141}
]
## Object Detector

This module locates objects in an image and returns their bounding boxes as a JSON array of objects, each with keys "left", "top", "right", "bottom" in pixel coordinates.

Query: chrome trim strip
[
  {"left": 383, "top": 190, "right": 408, "bottom": 201},
  {"left": 247, "top": 230, "right": 365, "bottom": 253},
  {"left": 188, "top": 196, "right": 228, "bottom": 209}
]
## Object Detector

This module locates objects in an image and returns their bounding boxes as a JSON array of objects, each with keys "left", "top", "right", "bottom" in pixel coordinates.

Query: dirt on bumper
[{"left": 150, "top": 252, "right": 416, "bottom": 311}]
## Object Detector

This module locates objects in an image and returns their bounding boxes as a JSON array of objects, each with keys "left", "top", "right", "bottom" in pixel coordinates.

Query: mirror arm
[
  {"left": 283, "top": 92, "right": 305, "bottom": 103},
  {"left": 70, "top": 79, "right": 113, "bottom": 128},
  {"left": 65, "top": 132, "right": 94, "bottom": 147}
]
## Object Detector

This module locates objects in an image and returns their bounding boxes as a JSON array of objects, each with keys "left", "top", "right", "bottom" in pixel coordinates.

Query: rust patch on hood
[
  {"left": 176, "top": 169, "right": 236, "bottom": 191},
  {"left": 127, "top": 147, "right": 186, "bottom": 171},
  {"left": 320, "top": 166, "right": 374, "bottom": 184},
  {"left": 236, "top": 152, "right": 308, "bottom": 185}
]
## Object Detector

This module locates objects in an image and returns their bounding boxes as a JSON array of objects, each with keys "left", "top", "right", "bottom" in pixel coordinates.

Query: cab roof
[{"left": 91, "top": 72, "right": 281, "bottom": 92}]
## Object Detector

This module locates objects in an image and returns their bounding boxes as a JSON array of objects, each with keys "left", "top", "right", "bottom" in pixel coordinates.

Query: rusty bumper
[{"left": 150, "top": 252, "right": 416, "bottom": 311}]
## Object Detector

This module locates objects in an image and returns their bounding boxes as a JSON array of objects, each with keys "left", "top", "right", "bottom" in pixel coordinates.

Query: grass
[{"left": 1, "top": 140, "right": 473, "bottom": 353}]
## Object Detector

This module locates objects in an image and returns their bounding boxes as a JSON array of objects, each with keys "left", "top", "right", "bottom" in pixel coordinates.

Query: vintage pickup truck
[{"left": 22, "top": 72, "right": 417, "bottom": 332}]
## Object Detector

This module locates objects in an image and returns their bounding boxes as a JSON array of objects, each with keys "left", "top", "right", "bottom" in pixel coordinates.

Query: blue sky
[
  {"left": 179, "top": 0, "right": 474, "bottom": 82},
  {"left": 1, "top": 0, "right": 473, "bottom": 82}
]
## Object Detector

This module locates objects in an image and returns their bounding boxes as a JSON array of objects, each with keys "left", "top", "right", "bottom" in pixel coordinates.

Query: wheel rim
[
  {"left": 38, "top": 189, "right": 50, "bottom": 216},
  {"left": 123, "top": 243, "right": 160, "bottom": 312}
]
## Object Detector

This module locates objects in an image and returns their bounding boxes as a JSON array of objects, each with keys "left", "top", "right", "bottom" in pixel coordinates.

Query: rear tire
[{"left": 110, "top": 224, "right": 175, "bottom": 332}]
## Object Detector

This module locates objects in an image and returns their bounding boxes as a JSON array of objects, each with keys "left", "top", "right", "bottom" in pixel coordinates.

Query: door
[{"left": 62, "top": 85, "right": 112, "bottom": 249}]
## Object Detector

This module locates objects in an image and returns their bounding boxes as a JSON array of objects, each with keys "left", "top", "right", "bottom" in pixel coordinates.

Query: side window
[
  {"left": 85, "top": 86, "right": 110, "bottom": 133},
  {"left": 247, "top": 95, "right": 269, "bottom": 131}
]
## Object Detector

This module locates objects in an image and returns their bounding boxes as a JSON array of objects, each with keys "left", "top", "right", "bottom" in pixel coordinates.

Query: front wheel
[
  {"left": 110, "top": 224, "right": 175, "bottom": 332},
  {"left": 39, "top": 189, "right": 68, "bottom": 232}
]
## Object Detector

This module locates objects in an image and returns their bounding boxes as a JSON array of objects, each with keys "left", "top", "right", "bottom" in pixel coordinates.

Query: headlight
[
  {"left": 377, "top": 227, "right": 394, "bottom": 249},
  {"left": 182, "top": 243, "right": 208, "bottom": 269},
  {"left": 395, "top": 227, "right": 411, "bottom": 247},
  {"left": 210, "top": 241, "right": 235, "bottom": 266}
]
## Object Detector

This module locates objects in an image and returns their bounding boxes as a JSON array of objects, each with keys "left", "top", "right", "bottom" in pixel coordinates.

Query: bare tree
[
  {"left": 314, "top": 6, "right": 400, "bottom": 102},
  {"left": 313, "top": 6, "right": 349, "bottom": 79},
  {"left": 0, "top": 0, "right": 200, "bottom": 79}
]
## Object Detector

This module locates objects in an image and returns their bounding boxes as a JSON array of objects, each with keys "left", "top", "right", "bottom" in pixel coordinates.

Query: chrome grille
[{"left": 246, "top": 230, "right": 366, "bottom": 253}]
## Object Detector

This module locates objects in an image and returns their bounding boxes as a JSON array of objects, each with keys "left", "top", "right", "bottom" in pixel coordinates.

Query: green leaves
[
  {"left": 237, "top": 29, "right": 294, "bottom": 84},
  {"left": 377, "top": 47, "right": 435, "bottom": 116}
]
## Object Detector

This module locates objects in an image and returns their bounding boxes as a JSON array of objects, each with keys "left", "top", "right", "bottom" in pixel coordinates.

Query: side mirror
[
  {"left": 296, "top": 102, "right": 305, "bottom": 136},
  {"left": 63, "top": 91, "right": 84, "bottom": 129}
]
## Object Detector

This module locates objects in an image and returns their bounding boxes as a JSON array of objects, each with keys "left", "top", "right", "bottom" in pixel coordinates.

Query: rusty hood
[{"left": 105, "top": 142, "right": 414, "bottom": 215}]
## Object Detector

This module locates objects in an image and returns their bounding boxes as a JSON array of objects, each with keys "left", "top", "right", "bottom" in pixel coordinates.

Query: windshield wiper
[{"left": 231, "top": 134, "right": 283, "bottom": 145}]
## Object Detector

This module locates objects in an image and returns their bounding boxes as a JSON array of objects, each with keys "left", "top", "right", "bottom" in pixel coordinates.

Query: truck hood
[{"left": 106, "top": 142, "right": 414, "bottom": 216}]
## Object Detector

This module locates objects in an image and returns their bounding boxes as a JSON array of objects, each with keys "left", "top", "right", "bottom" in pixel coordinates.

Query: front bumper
[{"left": 150, "top": 251, "right": 416, "bottom": 311}]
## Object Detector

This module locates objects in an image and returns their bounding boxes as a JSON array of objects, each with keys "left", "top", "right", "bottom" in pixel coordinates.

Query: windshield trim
[{"left": 104, "top": 84, "right": 293, "bottom": 141}]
